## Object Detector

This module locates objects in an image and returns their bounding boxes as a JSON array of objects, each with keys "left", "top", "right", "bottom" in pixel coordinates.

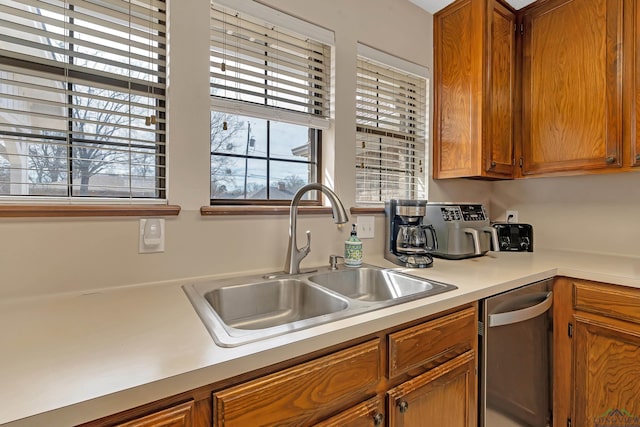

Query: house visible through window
[
  {"left": 0, "top": 0, "right": 166, "bottom": 200},
  {"left": 209, "top": 1, "right": 332, "bottom": 204},
  {"left": 356, "top": 45, "right": 428, "bottom": 205}
]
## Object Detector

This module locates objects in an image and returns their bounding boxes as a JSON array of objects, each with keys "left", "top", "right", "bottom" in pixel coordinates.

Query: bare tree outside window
[
  {"left": 0, "top": 0, "right": 166, "bottom": 199},
  {"left": 210, "top": 112, "right": 244, "bottom": 198}
]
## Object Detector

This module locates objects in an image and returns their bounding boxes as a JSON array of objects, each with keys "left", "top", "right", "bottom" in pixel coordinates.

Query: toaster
[{"left": 492, "top": 223, "right": 534, "bottom": 252}]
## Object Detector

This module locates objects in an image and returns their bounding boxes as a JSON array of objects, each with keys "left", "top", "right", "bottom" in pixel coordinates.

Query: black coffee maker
[{"left": 384, "top": 199, "right": 438, "bottom": 268}]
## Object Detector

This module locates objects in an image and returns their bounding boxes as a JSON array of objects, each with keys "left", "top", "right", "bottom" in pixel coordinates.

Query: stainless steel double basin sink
[{"left": 183, "top": 266, "right": 457, "bottom": 347}]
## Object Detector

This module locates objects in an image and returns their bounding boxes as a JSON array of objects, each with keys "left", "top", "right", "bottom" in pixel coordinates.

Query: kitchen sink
[
  {"left": 308, "top": 268, "right": 453, "bottom": 302},
  {"left": 204, "top": 279, "right": 348, "bottom": 330},
  {"left": 183, "top": 265, "right": 457, "bottom": 347}
]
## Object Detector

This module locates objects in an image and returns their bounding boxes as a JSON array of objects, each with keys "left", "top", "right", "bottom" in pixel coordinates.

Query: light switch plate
[
  {"left": 139, "top": 218, "right": 165, "bottom": 253},
  {"left": 356, "top": 215, "right": 375, "bottom": 239}
]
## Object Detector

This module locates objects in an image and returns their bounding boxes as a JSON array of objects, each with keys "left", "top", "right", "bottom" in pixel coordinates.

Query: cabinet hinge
[
  {"left": 519, "top": 157, "right": 523, "bottom": 167},
  {"left": 520, "top": 23, "right": 524, "bottom": 35},
  {"left": 568, "top": 323, "right": 573, "bottom": 338}
]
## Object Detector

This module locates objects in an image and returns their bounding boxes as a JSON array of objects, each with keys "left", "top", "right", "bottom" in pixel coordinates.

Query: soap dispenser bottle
[{"left": 344, "top": 224, "right": 363, "bottom": 267}]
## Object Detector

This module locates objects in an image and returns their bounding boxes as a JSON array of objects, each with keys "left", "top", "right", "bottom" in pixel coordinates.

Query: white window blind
[
  {"left": 356, "top": 53, "right": 428, "bottom": 205},
  {"left": 210, "top": 2, "right": 332, "bottom": 129},
  {"left": 0, "top": 0, "right": 166, "bottom": 199}
]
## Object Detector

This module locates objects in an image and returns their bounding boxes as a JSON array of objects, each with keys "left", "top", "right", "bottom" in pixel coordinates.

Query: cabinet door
[
  {"left": 313, "top": 397, "right": 384, "bottom": 427},
  {"left": 484, "top": 0, "right": 515, "bottom": 177},
  {"left": 387, "top": 351, "right": 476, "bottom": 427},
  {"left": 634, "top": 0, "right": 640, "bottom": 167},
  {"left": 433, "top": 0, "right": 515, "bottom": 179},
  {"left": 573, "top": 315, "right": 640, "bottom": 426},
  {"left": 521, "top": 0, "right": 623, "bottom": 175},
  {"left": 433, "top": 0, "right": 482, "bottom": 178}
]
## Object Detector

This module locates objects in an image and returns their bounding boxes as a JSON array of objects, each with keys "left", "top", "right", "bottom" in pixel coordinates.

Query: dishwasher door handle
[{"left": 488, "top": 291, "right": 553, "bottom": 327}]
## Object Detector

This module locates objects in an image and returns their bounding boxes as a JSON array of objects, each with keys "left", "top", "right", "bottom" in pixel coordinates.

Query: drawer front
[
  {"left": 313, "top": 396, "right": 384, "bottom": 427},
  {"left": 213, "top": 339, "right": 381, "bottom": 427},
  {"left": 114, "top": 401, "right": 194, "bottom": 427},
  {"left": 574, "top": 280, "right": 640, "bottom": 324},
  {"left": 388, "top": 306, "right": 476, "bottom": 378}
]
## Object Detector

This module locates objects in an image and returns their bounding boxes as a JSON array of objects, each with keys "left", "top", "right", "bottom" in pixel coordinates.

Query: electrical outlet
[
  {"left": 506, "top": 210, "right": 519, "bottom": 223},
  {"left": 356, "top": 215, "right": 375, "bottom": 239}
]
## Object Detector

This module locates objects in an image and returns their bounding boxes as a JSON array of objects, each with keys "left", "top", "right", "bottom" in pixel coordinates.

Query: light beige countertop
[{"left": 2, "top": 249, "right": 640, "bottom": 426}]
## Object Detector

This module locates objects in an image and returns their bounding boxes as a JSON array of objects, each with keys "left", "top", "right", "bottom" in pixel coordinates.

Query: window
[
  {"left": 0, "top": 0, "right": 166, "bottom": 200},
  {"left": 355, "top": 45, "right": 428, "bottom": 205},
  {"left": 209, "top": 1, "right": 332, "bottom": 204}
]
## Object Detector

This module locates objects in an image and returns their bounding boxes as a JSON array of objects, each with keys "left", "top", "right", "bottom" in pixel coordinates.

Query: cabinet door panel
[
  {"left": 574, "top": 280, "right": 640, "bottom": 324},
  {"left": 388, "top": 307, "right": 475, "bottom": 378},
  {"left": 522, "top": 0, "right": 623, "bottom": 174},
  {"left": 573, "top": 315, "right": 640, "bottom": 426},
  {"left": 115, "top": 401, "right": 194, "bottom": 427},
  {"left": 387, "top": 351, "right": 476, "bottom": 427},
  {"left": 313, "top": 396, "right": 383, "bottom": 427},
  {"left": 635, "top": 0, "right": 640, "bottom": 166},
  {"left": 486, "top": 0, "right": 515, "bottom": 176},
  {"left": 434, "top": 0, "right": 478, "bottom": 177},
  {"left": 213, "top": 339, "right": 380, "bottom": 427}
]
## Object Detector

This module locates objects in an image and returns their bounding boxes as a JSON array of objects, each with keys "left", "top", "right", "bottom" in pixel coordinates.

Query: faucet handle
[{"left": 329, "top": 254, "right": 344, "bottom": 270}]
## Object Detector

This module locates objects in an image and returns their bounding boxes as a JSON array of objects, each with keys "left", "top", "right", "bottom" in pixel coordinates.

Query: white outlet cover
[{"left": 139, "top": 218, "right": 165, "bottom": 253}]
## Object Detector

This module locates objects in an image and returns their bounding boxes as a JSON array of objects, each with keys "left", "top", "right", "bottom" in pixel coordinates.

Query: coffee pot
[
  {"left": 396, "top": 224, "right": 437, "bottom": 253},
  {"left": 385, "top": 199, "right": 438, "bottom": 268}
]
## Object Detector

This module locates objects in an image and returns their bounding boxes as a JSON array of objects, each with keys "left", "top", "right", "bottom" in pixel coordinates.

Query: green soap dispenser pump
[{"left": 344, "top": 224, "right": 363, "bottom": 267}]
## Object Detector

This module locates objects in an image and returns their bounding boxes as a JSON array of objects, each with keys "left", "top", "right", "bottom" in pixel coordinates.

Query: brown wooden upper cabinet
[
  {"left": 434, "top": 0, "right": 640, "bottom": 180},
  {"left": 520, "top": 0, "right": 624, "bottom": 175},
  {"left": 632, "top": 0, "right": 640, "bottom": 167},
  {"left": 433, "top": 0, "right": 516, "bottom": 179}
]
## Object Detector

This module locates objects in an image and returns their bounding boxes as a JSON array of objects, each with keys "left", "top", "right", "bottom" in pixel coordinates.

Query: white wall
[
  {"left": 490, "top": 172, "right": 640, "bottom": 257},
  {"left": 1, "top": 0, "right": 491, "bottom": 299},
  {"left": 2, "top": 0, "right": 629, "bottom": 300}
]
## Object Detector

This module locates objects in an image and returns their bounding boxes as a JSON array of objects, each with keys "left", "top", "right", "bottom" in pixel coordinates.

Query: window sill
[
  {"left": 201, "top": 205, "right": 333, "bottom": 216},
  {"left": 0, "top": 204, "right": 181, "bottom": 218},
  {"left": 350, "top": 207, "right": 384, "bottom": 214}
]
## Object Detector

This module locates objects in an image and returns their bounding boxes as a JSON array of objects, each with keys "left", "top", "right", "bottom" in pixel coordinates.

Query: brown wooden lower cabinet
[
  {"left": 554, "top": 278, "right": 640, "bottom": 427},
  {"left": 79, "top": 303, "right": 477, "bottom": 427},
  {"left": 387, "top": 351, "right": 476, "bottom": 427}
]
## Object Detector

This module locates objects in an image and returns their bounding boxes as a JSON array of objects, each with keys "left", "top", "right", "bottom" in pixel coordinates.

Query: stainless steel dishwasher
[{"left": 479, "top": 279, "right": 554, "bottom": 427}]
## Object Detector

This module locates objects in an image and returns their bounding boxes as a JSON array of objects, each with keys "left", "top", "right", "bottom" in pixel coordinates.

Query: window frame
[
  {"left": 355, "top": 44, "right": 430, "bottom": 206},
  {"left": 208, "top": 0, "right": 333, "bottom": 207},
  {"left": 0, "top": 0, "right": 167, "bottom": 203}
]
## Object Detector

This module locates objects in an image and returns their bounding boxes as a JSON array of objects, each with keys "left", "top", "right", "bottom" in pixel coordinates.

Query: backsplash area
[{"left": 491, "top": 172, "right": 640, "bottom": 257}]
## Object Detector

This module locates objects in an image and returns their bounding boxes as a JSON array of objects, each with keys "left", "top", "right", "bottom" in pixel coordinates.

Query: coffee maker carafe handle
[
  {"left": 483, "top": 226, "right": 499, "bottom": 251},
  {"left": 421, "top": 224, "right": 438, "bottom": 251},
  {"left": 463, "top": 228, "right": 482, "bottom": 255}
]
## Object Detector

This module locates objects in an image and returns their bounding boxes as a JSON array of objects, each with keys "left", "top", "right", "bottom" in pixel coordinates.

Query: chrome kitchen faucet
[{"left": 283, "top": 183, "right": 349, "bottom": 275}]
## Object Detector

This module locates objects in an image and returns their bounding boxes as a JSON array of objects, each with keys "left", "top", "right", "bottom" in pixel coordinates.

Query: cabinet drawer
[
  {"left": 313, "top": 396, "right": 383, "bottom": 427},
  {"left": 213, "top": 339, "right": 381, "bottom": 427},
  {"left": 388, "top": 307, "right": 476, "bottom": 378},
  {"left": 574, "top": 280, "right": 640, "bottom": 324},
  {"left": 114, "top": 400, "right": 194, "bottom": 427}
]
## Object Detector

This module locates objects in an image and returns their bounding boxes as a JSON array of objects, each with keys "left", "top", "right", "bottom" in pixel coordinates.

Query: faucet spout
[{"left": 284, "top": 183, "right": 349, "bottom": 275}]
